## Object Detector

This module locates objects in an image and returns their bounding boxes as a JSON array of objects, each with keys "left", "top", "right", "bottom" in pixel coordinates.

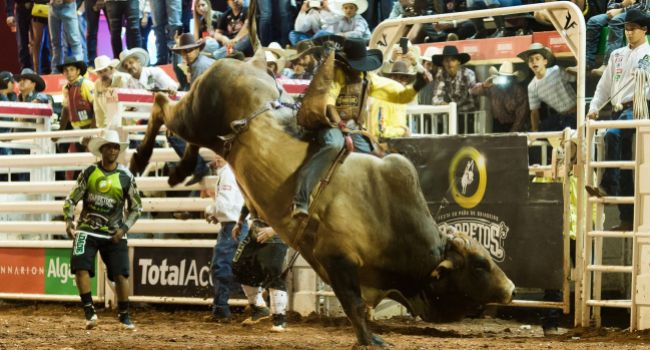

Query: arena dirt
[{"left": 1, "top": 302, "right": 649, "bottom": 350}]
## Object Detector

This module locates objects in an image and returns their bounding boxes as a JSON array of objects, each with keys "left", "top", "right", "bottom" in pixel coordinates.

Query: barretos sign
[
  {"left": 0, "top": 248, "right": 98, "bottom": 295},
  {"left": 389, "top": 134, "right": 564, "bottom": 289},
  {"left": 133, "top": 247, "right": 213, "bottom": 298}
]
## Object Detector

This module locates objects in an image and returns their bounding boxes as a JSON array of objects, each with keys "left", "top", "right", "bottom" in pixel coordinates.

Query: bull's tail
[{"left": 129, "top": 92, "right": 169, "bottom": 175}]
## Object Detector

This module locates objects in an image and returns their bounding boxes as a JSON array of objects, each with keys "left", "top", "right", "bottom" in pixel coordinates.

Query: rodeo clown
[
  {"left": 292, "top": 36, "right": 431, "bottom": 218},
  {"left": 232, "top": 206, "right": 289, "bottom": 332},
  {"left": 63, "top": 129, "right": 143, "bottom": 330}
]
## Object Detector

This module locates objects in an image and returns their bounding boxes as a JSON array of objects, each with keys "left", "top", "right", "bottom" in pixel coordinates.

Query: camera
[{"left": 308, "top": 0, "right": 321, "bottom": 8}]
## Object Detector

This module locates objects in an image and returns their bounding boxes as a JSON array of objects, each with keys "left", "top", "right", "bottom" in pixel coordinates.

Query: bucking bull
[{"left": 129, "top": 49, "right": 515, "bottom": 348}]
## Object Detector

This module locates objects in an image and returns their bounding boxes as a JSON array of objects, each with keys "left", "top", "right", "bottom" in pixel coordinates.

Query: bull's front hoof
[
  {"left": 129, "top": 152, "right": 147, "bottom": 175},
  {"left": 167, "top": 168, "right": 188, "bottom": 187},
  {"left": 351, "top": 335, "right": 392, "bottom": 349}
]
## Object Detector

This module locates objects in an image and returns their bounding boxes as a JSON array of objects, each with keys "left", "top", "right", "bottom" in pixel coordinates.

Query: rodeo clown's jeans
[
  {"left": 211, "top": 221, "right": 249, "bottom": 317},
  {"left": 294, "top": 127, "right": 372, "bottom": 211}
]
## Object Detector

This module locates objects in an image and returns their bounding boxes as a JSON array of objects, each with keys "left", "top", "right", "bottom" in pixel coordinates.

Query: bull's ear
[
  {"left": 431, "top": 259, "right": 454, "bottom": 280},
  {"left": 249, "top": 48, "right": 267, "bottom": 71}
]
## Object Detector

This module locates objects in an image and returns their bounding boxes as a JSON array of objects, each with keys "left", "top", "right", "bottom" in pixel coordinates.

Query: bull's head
[{"left": 395, "top": 231, "right": 515, "bottom": 322}]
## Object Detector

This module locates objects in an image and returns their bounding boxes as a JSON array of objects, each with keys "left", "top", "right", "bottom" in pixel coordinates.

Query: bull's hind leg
[
  {"left": 168, "top": 143, "right": 200, "bottom": 187},
  {"left": 322, "top": 256, "right": 387, "bottom": 348},
  {"left": 129, "top": 93, "right": 169, "bottom": 175}
]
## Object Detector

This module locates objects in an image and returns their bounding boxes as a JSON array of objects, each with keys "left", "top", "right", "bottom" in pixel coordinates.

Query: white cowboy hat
[
  {"left": 117, "top": 48, "right": 150, "bottom": 72},
  {"left": 331, "top": 0, "right": 368, "bottom": 15},
  {"left": 265, "top": 42, "right": 286, "bottom": 59},
  {"left": 94, "top": 55, "right": 120, "bottom": 72},
  {"left": 420, "top": 46, "right": 442, "bottom": 62},
  {"left": 488, "top": 61, "right": 526, "bottom": 81},
  {"left": 87, "top": 129, "right": 129, "bottom": 157}
]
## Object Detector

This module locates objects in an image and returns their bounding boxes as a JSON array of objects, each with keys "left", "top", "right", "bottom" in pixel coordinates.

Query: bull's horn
[{"left": 430, "top": 259, "right": 454, "bottom": 280}]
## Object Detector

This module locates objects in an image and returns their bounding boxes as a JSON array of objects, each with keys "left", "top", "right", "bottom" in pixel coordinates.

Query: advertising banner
[
  {"left": 133, "top": 247, "right": 214, "bottom": 298},
  {"left": 388, "top": 134, "right": 564, "bottom": 289},
  {"left": 0, "top": 247, "right": 98, "bottom": 295}
]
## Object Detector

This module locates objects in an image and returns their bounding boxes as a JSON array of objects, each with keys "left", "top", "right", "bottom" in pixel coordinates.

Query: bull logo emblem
[
  {"left": 449, "top": 147, "right": 487, "bottom": 209},
  {"left": 461, "top": 160, "right": 475, "bottom": 195}
]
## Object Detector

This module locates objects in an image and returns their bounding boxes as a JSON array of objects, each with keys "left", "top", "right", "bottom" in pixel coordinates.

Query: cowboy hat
[
  {"left": 517, "top": 42, "right": 555, "bottom": 66},
  {"left": 625, "top": 8, "right": 650, "bottom": 28},
  {"left": 15, "top": 68, "right": 46, "bottom": 92},
  {"left": 420, "top": 46, "right": 442, "bottom": 62},
  {"left": 287, "top": 40, "right": 323, "bottom": 61},
  {"left": 432, "top": 45, "right": 471, "bottom": 66},
  {"left": 171, "top": 33, "right": 206, "bottom": 52},
  {"left": 380, "top": 60, "right": 416, "bottom": 81},
  {"left": 264, "top": 42, "right": 287, "bottom": 72},
  {"left": 87, "top": 129, "right": 129, "bottom": 158},
  {"left": 117, "top": 48, "right": 150, "bottom": 72},
  {"left": 265, "top": 42, "right": 286, "bottom": 59},
  {"left": 488, "top": 61, "right": 526, "bottom": 82},
  {"left": 0, "top": 71, "right": 14, "bottom": 89},
  {"left": 331, "top": 0, "right": 368, "bottom": 15},
  {"left": 57, "top": 57, "right": 88, "bottom": 76},
  {"left": 338, "top": 37, "right": 382, "bottom": 72},
  {"left": 93, "top": 55, "right": 120, "bottom": 72}
]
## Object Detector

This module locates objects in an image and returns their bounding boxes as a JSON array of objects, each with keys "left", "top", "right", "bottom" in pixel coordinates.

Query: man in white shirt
[
  {"left": 93, "top": 55, "right": 133, "bottom": 129},
  {"left": 585, "top": 9, "right": 650, "bottom": 231},
  {"left": 204, "top": 156, "right": 248, "bottom": 321},
  {"left": 117, "top": 47, "right": 179, "bottom": 91}
]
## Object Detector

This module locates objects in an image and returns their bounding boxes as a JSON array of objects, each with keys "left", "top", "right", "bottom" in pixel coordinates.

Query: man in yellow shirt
[
  {"left": 292, "top": 37, "right": 430, "bottom": 218},
  {"left": 58, "top": 57, "right": 96, "bottom": 131}
]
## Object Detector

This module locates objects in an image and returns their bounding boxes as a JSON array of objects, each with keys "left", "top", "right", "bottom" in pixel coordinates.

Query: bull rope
[{"left": 633, "top": 69, "right": 649, "bottom": 119}]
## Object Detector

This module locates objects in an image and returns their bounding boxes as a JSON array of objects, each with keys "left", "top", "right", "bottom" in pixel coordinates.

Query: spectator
[
  {"left": 290, "top": 0, "right": 329, "bottom": 46},
  {"left": 362, "top": 0, "right": 393, "bottom": 30},
  {"left": 585, "top": 0, "right": 649, "bottom": 76},
  {"left": 31, "top": 0, "right": 50, "bottom": 74},
  {"left": 49, "top": 0, "right": 84, "bottom": 73},
  {"left": 93, "top": 56, "right": 132, "bottom": 129},
  {"left": 257, "top": 0, "right": 292, "bottom": 47},
  {"left": 204, "top": 156, "right": 248, "bottom": 322},
  {"left": 369, "top": 60, "right": 416, "bottom": 139},
  {"left": 85, "top": 0, "right": 109, "bottom": 65},
  {"left": 169, "top": 34, "right": 212, "bottom": 185},
  {"left": 417, "top": 46, "right": 441, "bottom": 106},
  {"left": 212, "top": 0, "right": 252, "bottom": 59},
  {"left": 16, "top": 68, "right": 50, "bottom": 104},
  {"left": 117, "top": 48, "right": 179, "bottom": 90},
  {"left": 517, "top": 43, "right": 577, "bottom": 132},
  {"left": 193, "top": 0, "right": 223, "bottom": 39},
  {"left": 467, "top": 0, "right": 522, "bottom": 39},
  {"left": 232, "top": 209, "right": 289, "bottom": 332},
  {"left": 585, "top": 9, "right": 650, "bottom": 231},
  {"left": 104, "top": 0, "right": 142, "bottom": 58},
  {"left": 139, "top": 0, "right": 153, "bottom": 50},
  {"left": 57, "top": 57, "right": 95, "bottom": 132},
  {"left": 0, "top": 72, "right": 17, "bottom": 102},
  {"left": 150, "top": 0, "right": 181, "bottom": 65},
  {"left": 470, "top": 62, "right": 529, "bottom": 132},
  {"left": 431, "top": 45, "right": 477, "bottom": 112},
  {"left": 63, "top": 129, "right": 142, "bottom": 331},
  {"left": 264, "top": 42, "right": 287, "bottom": 78},
  {"left": 318, "top": 0, "right": 371, "bottom": 41},
  {"left": 73, "top": 0, "right": 88, "bottom": 63},
  {"left": 286, "top": 41, "right": 321, "bottom": 79},
  {"left": 5, "top": 0, "right": 33, "bottom": 70}
]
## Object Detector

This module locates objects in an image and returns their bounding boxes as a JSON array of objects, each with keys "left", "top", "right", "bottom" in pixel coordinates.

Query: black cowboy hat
[
  {"left": 311, "top": 34, "right": 346, "bottom": 51},
  {"left": 15, "top": 68, "right": 46, "bottom": 92},
  {"left": 171, "top": 33, "right": 206, "bottom": 52},
  {"left": 337, "top": 38, "right": 382, "bottom": 72},
  {"left": 625, "top": 8, "right": 650, "bottom": 28},
  {"left": 57, "top": 57, "right": 87, "bottom": 76},
  {"left": 432, "top": 45, "right": 471, "bottom": 66}
]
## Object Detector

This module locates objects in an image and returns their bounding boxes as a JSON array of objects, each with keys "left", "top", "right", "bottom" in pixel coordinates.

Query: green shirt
[{"left": 63, "top": 163, "right": 142, "bottom": 237}]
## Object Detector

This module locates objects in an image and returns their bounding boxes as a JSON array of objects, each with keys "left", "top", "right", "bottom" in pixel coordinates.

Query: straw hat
[
  {"left": 87, "top": 129, "right": 129, "bottom": 157},
  {"left": 117, "top": 48, "right": 150, "bottom": 72},
  {"left": 94, "top": 55, "right": 120, "bottom": 72}
]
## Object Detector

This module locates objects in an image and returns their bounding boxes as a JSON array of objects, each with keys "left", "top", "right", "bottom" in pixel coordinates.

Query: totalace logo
[
  {"left": 138, "top": 259, "right": 212, "bottom": 287},
  {"left": 440, "top": 218, "right": 509, "bottom": 262}
]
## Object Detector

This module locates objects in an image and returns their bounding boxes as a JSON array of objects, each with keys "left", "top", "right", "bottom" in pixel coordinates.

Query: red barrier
[{"left": 0, "top": 101, "right": 53, "bottom": 117}]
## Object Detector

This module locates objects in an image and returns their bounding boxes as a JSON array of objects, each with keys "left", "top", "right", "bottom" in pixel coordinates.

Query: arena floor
[{"left": 1, "top": 302, "right": 649, "bottom": 350}]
